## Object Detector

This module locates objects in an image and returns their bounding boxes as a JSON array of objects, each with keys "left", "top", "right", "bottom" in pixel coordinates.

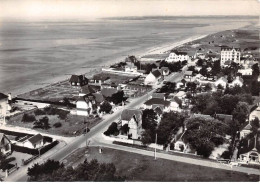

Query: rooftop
[
  {"left": 144, "top": 98, "right": 170, "bottom": 107},
  {"left": 121, "top": 109, "right": 142, "bottom": 122},
  {"left": 101, "top": 88, "right": 118, "bottom": 97},
  {"left": 0, "top": 93, "right": 8, "bottom": 101},
  {"left": 27, "top": 134, "right": 43, "bottom": 145},
  {"left": 152, "top": 70, "right": 162, "bottom": 78}
]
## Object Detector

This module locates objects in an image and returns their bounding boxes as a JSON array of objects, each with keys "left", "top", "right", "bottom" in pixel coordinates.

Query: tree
[
  {"left": 141, "top": 129, "right": 155, "bottom": 145},
  {"left": 104, "top": 122, "right": 119, "bottom": 136},
  {"left": 108, "top": 91, "right": 124, "bottom": 105},
  {"left": 100, "top": 101, "right": 112, "bottom": 113},
  {"left": 212, "top": 60, "right": 221, "bottom": 76},
  {"left": 142, "top": 109, "right": 158, "bottom": 130},
  {"left": 251, "top": 81, "right": 260, "bottom": 96},
  {"left": 156, "top": 112, "right": 185, "bottom": 145},
  {"left": 252, "top": 63, "right": 260, "bottom": 80},
  {"left": 120, "top": 124, "right": 129, "bottom": 135},
  {"left": 33, "top": 116, "right": 51, "bottom": 130},
  {"left": 219, "top": 94, "right": 239, "bottom": 114},
  {"left": 232, "top": 102, "right": 249, "bottom": 126},
  {"left": 204, "top": 83, "right": 212, "bottom": 92},
  {"left": 158, "top": 82, "right": 176, "bottom": 93},
  {"left": 22, "top": 113, "right": 36, "bottom": 122},
  {"left": 184, "top": 117, "right": 226, "bottom": 158},
  {"left": 27, "top": 159, "right": 124, "bottom": 181},
  {"left": 0, "top": 152, "right": 16, "bottom": 171}
]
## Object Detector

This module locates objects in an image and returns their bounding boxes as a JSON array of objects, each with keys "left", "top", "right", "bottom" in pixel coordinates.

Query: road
[{"left": 5, "top": 70, "right": 184, "bottom": 182}]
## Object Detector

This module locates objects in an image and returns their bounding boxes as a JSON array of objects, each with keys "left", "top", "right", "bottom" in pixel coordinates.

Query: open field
[
  {"left": 7, "top": 108, "right": 102, "bottom": 137},
  {"left": 64, "top": 146, "right": 259, "bottom": 182}
]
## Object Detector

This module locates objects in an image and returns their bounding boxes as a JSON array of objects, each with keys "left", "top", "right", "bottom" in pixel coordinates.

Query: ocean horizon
[{"left": 0, "top": 16, "right": 258, "bottom": 95}]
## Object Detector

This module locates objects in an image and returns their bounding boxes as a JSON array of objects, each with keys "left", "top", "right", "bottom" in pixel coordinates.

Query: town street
[{"left": 5, "top": 70, "right": 184, "bottom": 182}]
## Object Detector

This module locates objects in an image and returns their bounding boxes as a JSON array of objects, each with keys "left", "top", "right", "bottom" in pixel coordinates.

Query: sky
[{"left": 0, "top": 0, "right": 259, "bottom": 20}]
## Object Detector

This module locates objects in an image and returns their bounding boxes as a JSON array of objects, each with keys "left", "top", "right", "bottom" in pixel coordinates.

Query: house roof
[
  {"left": 144, "top": 98, "right": 170, "bottom": 107},
  {"left": 152, "top": 70, "right": 162, "bottom": 78},
  {"left": 175, "top": 91, "right": 186, "bottom": 97},
  {"left": 216, "top": 114, "right": 233, "bottom": 123},
  {"left": 0, "top": 93, "right": 8, "bottom": 100},
  {"left": 69, "top": 75, "right": 88, "bottom": 83},
  {"left": 240, "top": 123, "right": 253, "bottom": 131},
  {"left": 81, "top": 85, "right": 99, "bottom": 94},
  {"left": 221, "top": 47, "right": 241, "bottom": 51},
  {"left": 172, "top": 50, "right": 188, "bottom": 55},
  {"left": 154, "top": 106, "right": 163, "bottom": 115},
  {"left": 184, "top": 71, "right": 193, "bottom": 76},
  {"left": 173, "top": 96, "right": 182, "bottom": 105},
  {"left": 92, "top": 75, "right": 110, "bottom": 82},
  {"left": 216, "top": 77, "right": 228, "bottom": 83},
  {"left": 232, "top": 76, "right": 244, "bottom": 84},
  {"left": 0, "top": 133, "right": 4, "bottom": 142},
  {"left": 101, "top": 88, "right": 117, "bottom": 97},
  {"left": 27, "top": 134, "right": 43, "bottom": 145},
  {"left": 92, "top": 93, "right": 104, "bottom": 103},
  {"left": 121, "top": 109, "right": 142, "bottom": 122},
  {"left": 152, "top": 93, "right": 165, "bottom": 99},
  {"left": 193, "top": 114, "right": 212, "bottom": 119},
  {"left": 161, "top": 67, "right": 169, "bottom": 71}
]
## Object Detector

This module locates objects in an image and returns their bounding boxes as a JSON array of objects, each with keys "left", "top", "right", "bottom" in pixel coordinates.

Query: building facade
[{"left": 220, "top": 47, "right": 241, "bottom": 66}]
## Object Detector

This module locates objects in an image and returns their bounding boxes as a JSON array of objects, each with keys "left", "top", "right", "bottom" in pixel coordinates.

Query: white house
[
  {"left": 240, "top": 123, "right": 252, "bottom": 139},
  {"left": 229, "top": 76, "right": 244, "bottom": 87},
  {"left": 24, "top": 134, "right": 44, "bottom": 149},
  {"left": 0, "top": 133, "right": 12, "bottom": 155},
  {"left": 215, "top": 77, "right": 228, "bottom": 88},
  {"left": 220, "top": 47, "right": 241, "bottom": 66},
  {"left": 143, "top": 98, "right": 171, "bottom": 112},
  {"left": 249, "top": 105, "right": 260, "bottom": 121},
  {"left": 184, "top": 71, "right": 193, "bottom": 81},
  {"left": 0, "top": 93, "right": 9, "bottom": 125},
  {"left": 121, "top": 109, "right": 142, "bottom": 140},
  {"left": 165, "top": 51, "right": 189, "bottom": 63},
  {"left": 175, "top": 91, "right": 186, "bottom": 100},
  {"left": 144, "top": 70, "right": 163, "bottom": 86},
  {"left": 238, "top": 69, "right": 253, "bottom": 76},
  {"left": 239, "top": 135, "right": 260, "bottom": 164},
  {"left": 125, "top": 62, "right": 138, "bottom": 73}
]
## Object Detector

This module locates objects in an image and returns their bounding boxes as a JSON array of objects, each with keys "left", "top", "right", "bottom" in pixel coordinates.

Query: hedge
[{"left": 11, "top": 140, "right": 59, "bottom": 156}]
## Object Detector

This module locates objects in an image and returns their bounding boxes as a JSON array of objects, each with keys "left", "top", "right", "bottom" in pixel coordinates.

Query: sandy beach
[{"left": 0, "top": 17, "right": 256, "bottom": 96}]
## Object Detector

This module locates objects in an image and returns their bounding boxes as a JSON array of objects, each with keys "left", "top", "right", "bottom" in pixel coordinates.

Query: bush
[
  {"left": 34, "top": 109, "right": 46, "bottom": 116},
  {"left": 22, "top": 113, "right": 36, "bottom": 122},
  {"left": 43, "top": 106, "right": 69, "bottom": 120},
  {"left": 53, "top": 122, "right": 62, "bottom": 128},
  {"left": 104, "top": 122, "right": 119, "bottom": 136}
]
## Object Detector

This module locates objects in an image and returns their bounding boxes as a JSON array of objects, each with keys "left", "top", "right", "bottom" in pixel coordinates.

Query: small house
[
  {"left": 121, "top": 109, "right": 142, "bottom": 139},
  {"left": 144, "top": 70, "right": 163, "bottom": 86},
  {"left": 0, "top": 133, "right": 12, "bottom": 155},
  {"left": 215, "top": 77, "right": 228, "bottom": 89},
  {"left": 24, "top": 134, "right": 44, "bottom": 149},
  {"left": 229, "top": 76, "right": 244, "bottom": 87},
  {"left": 69, "top": 75, "right": 88, "bottom": 87},
  {"left": 165, "top": 51, "right": 189, "bottom": 63},
  {"left": 239, "top": 134, "right": 260, "bottom": 164},
  {"left": 151, "top": 93, "right": 165, "bottom": 100},
  {"left": 143, "top": 98, "right": 171, "bottom": 112},
  {"left": 184, "top": 71, "right": 193, "bottom": 80},
  {"left": 240, "top": 123, "right": 252, "bottom": 139},
  {"left": 175, "top": 91, "right": 186, "bottom": 100},
  {"left": 125, "top": 62, "right": 138, "bottom": 73}
]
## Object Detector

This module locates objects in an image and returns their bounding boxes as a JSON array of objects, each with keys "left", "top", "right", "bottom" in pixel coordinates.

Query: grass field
[
  {"left": 7, "top": 109, "right": 102, "bottom": 137},
  {"left": 70, "top": 147, "right": 259, "bottom": 182}
]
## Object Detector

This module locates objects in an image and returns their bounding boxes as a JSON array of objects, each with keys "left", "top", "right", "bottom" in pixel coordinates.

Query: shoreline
[
  {"left": 14, "top": 34, "right": 208, "bottom": 98},
  {"left": 12, "top": 22, "right": 254, "bottom": 97}
]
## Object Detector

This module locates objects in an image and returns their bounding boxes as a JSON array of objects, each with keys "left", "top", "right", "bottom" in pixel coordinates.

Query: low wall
[{"left": 102, "top": 134, "right": 163, "bottom": 150}]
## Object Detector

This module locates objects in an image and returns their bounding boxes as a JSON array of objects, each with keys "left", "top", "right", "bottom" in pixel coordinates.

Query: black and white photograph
[{"left": 0, "top": 0, "right": 259, "bottom": 182}]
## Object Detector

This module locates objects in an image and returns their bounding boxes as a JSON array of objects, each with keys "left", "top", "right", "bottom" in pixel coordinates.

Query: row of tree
[{"left": 27, "top": 159, "right": 125, "bottom": 181}]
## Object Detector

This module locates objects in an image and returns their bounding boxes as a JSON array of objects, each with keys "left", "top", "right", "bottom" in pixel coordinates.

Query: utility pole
[{"left": 154, "top": 133, "right": 157, "bottom": 160}]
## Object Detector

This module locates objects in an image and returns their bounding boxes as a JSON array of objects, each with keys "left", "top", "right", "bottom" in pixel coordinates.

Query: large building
[
  {"left": 220, "top": 47, "right": 241, "bottom": 66},
  {"left": 165, "top": 51, "right": 189, "bottom": 63}
]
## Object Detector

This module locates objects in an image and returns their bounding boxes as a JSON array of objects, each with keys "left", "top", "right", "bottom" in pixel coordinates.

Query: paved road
[{"left": 6, "top": 71, "right": 183, "bottom": 182}]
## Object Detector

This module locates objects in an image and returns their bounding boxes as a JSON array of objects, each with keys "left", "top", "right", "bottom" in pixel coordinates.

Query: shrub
[
  {"left": 104, "top": 122, "right": 119, "bottom": 136},
  {"left": 22, "top": 113, "right": 36, "bottom": 122},
  {"left": 53, "top": 122, "right": 62, "bottom": 128},
  {"left": 34, "top": 109, "right": 46, "bottom": 116}
]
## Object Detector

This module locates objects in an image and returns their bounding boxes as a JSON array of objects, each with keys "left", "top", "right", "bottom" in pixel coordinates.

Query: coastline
[
  {"left": 14, "top": 34, "right": 208, "bottom": 97},
  {"left": 12, "top": 21, "right": 255, "bottom": 97}
]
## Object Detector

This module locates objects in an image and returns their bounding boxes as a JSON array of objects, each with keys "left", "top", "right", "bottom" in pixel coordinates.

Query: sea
[{"left": 0, "top": 16, "right": 258, "bottom": 95}]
